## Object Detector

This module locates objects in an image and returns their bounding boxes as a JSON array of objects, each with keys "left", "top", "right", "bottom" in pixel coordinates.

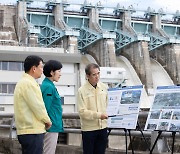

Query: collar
[
  {"left": 23, "top": 73, "right": 35, "bottom": 80},
  {"left": 23, "top": 73, "right": 39, "bottom": 85},
  {"left": 85, "top": 80, "right": 100, "bottom": 90},
  {"left": 44, "top": 77, "right": 55, "bottom": 86}
]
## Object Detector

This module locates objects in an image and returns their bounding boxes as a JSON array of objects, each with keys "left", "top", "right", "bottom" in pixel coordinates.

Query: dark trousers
[
  {"left": 18, "top": 133, "right": 44, "bottom": 154},
  {"left": 82, "top": 128, "right": 108, "bottom": 154}
]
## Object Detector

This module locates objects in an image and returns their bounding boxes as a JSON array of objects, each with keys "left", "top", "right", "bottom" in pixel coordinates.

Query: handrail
[
  {"left": 63, "top": 128, "right": 180, "bottom": 138},
  {"left": 62, "top": 112, "right": 79, "bottom": 119},
  {"left": 0, "top": 113, "right": 15, "bottom": 138},
  {"left": 0, "top": 113, "right": 14, "bottom": 117},
  {"left": 1, "top": 112, "right": 180, "bottom": 139}
]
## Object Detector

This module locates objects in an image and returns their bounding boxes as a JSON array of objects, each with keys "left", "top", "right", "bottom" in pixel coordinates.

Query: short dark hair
[
  {"left": 24, "top": 55, "right": 43, "bottom": 73},
  {"left": 85, "top": 63, "right": 100, "bottom": 75},
  {"left": 43, "top": 60, "right": 63, "bottom": 77}
]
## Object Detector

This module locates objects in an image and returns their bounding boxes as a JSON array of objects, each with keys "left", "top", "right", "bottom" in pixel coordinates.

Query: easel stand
[
  {"left": 150, "top": 131, "right": 162, "bottom": 154},
  {"left": 124, "top": 128, "right": 134, "bottom": 154},
  {"left": 107, "top": 123, "right": 150, "bottom": 154},
  {"left": 137, "top": 122, "right": 150, "bottom": 151},
  {"left": 171, "top": 131, "right": 176, "bottom": 154},
  {"left": 124, "top": 128, "right": 128, "bottom": 154},
  {"left": 150, "top": 131, "right": 176, "bottom": 154},
  {"left": 107, "top": 128, "right": 134, "bottom": 154}
]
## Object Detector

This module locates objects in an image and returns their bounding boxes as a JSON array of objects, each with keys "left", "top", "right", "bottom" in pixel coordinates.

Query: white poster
[
  {"left": 107, "top": 85, "right": 143, "bottom": 129},
  {"left": 145, "top": 85, "right": 180, "bottom": 132}
]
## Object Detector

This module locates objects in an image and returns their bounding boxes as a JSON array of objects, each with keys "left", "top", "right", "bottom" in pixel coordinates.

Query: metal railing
[
  {"left": 1, "top": 112, "right": 180, "bottom": 139},
  {"left": 0, "top": 113, "right": 15, "bottom": 138}
]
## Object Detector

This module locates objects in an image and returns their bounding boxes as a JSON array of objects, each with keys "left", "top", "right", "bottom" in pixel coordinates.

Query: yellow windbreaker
[
  {"left": 78, "top": 81, "right": 108, "bottom": 131},
  {"left": 14, "top": 73, "right": 51, "bottom": 135}
]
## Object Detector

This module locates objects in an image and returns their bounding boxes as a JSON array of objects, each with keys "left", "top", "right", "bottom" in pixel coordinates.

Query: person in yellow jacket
[
  {"left": 77, "top": 63, "right": 108, "bottom": 154},
  {"left": 14, "top": 55, "right": 52, "bottom": 154}
]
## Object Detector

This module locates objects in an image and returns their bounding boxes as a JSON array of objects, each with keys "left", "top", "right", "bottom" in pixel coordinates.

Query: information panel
[
  {"left": 107, "top": 85, "right": 143, "bottom": 129},
  {"left": 145, "top": 86, "right": 180, "bottom": 132}
]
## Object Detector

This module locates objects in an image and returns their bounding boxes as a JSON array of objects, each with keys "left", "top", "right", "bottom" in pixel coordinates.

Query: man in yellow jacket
[
  {"left": 78, "top": 63, "right": 108, "bottom": 154},
  {"left": 14, "top": 55, "right": 52, "bottom": 154}
]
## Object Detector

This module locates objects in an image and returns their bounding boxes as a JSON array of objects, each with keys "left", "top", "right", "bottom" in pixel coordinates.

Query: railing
[
  {"left": 1, "top": 112, "right": 180, "bottom": 139},
  {"left": 0, "top": 113, "right": 15, "bottom": 138}
]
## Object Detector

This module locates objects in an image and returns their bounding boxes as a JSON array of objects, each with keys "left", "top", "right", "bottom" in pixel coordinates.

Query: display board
[
  {"left": 107, "top": 85, "right": 143, "bottom": 129},
  {"left": 145, "top": 85, "right": 180, "bottom": 132}
]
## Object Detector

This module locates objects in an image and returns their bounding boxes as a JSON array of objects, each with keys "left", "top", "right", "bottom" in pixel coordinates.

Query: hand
[
  {"left": 100, "top": 113, "right": 108, "bottom": 120},
  {"left": 45, "top": 122, "right": 52, "bottom": 130}
]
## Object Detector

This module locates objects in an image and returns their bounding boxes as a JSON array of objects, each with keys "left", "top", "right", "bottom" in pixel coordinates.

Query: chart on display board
[
  {"left": 145, "top": 85, "right": 180, "bottom": 132},
  {"left": 107, "top": 85, "right": 143, "bottom": 129}
]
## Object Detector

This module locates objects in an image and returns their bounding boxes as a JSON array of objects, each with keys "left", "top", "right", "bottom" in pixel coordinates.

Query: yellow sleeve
[
  {"left": 77, "top": 89, "right": 102, "bottom": 120},
  {"left": 23, "top": 83, "right": 51, "bottom": 123}
]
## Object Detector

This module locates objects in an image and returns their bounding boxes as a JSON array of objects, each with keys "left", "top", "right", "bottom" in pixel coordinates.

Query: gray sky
[{"left": 2, "top": 0, "right": 180, "bottom": 14}]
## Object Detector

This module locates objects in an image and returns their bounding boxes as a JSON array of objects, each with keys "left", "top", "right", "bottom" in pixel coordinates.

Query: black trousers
[
  {"left": 18, "top": 133, "right": 44, "bottom": 154},
  {"left": 82, "top": 128, "right": 108, "bottom": 154}
]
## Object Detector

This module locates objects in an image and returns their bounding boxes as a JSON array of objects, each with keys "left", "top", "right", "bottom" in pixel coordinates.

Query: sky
[{"left": 1, "top": 0, "right": 180, "bottom": 16}]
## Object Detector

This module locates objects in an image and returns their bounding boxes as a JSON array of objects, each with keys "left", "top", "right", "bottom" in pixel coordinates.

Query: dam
[{"left": 0, "top": 0, "right": 180, "bottom": 153}]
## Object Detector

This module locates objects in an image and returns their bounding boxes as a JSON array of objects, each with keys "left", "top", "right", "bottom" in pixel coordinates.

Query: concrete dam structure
[
  {"left": 0, "top": 0, "right": 180, "bottom": 153},
  {"left": 0, "top": 0, "right": 179, "bottom": 112}
]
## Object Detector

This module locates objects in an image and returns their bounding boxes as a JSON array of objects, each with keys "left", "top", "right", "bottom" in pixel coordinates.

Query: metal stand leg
[
  {"left": 107, "top": 128, "right": 112, "bottom": 137},
  {"left": 171, "top": 132, "right": 176, "bottom": 154},
  {"left": 150, "top": 131, "right": 162, "bottom": 154},
  {"left": 128, "top": 129, "right": 134, "bottom": 154},
  {"left": 107, "top": 128, "right": 112, "bottom": 148},
  {"left": 137, "top": 122, "right": 150, "bottom": 151},
  {"left": 124, "top": 128, "right": 128, "bottom": 154}
]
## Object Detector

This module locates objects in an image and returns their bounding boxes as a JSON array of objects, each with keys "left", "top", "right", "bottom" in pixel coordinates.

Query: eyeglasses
[{"left": 90, "top": 72, "right": 100, "bottom": 77}]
